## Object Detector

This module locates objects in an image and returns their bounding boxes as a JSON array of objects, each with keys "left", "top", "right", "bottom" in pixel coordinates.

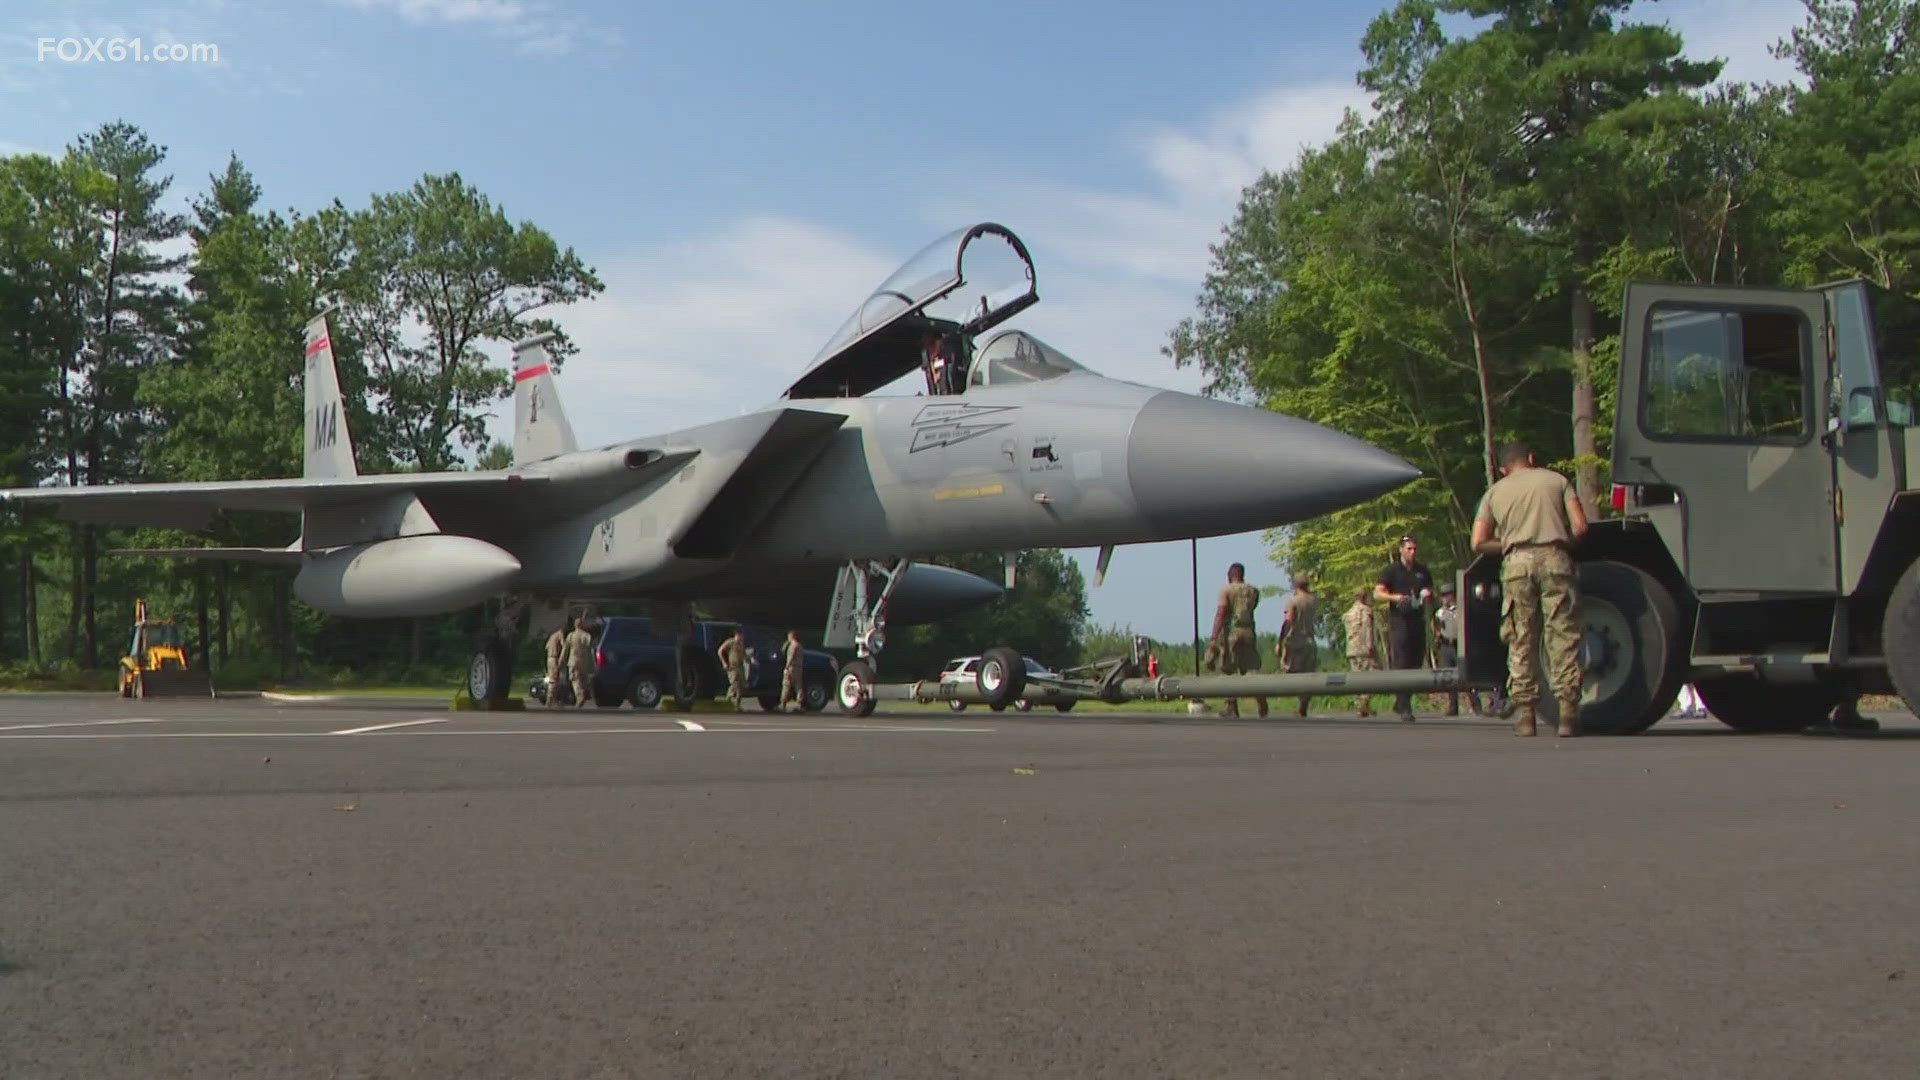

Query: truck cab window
[
  {"left": 1872, "top": 287, "right": 1920, "bottom": 426},
  {"left": 1644, "top": 306, "right": 1808, "bottom": 441}
]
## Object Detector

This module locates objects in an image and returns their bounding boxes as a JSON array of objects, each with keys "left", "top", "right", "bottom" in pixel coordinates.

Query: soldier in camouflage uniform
[
  {"left": 544, "top": 622, "right": 568, "bottom": 708},
  {"left": 1276, "top": 574, "right": 1318, "bottom": 718},
  {"left": 1471, "top": 441, "right": 1589, "bottom": 736},
  {"left": 778, "top": 629, "right": 806, "bottom": 713},
  {"left": 716, "top": 628, "right": 749, "bottom": 712},
  {"left": 565, "top": 616, "right": 595, "bottom": 709},
  {"left": 1342, "top": 587, "right": 1379, "bottom": 718},
  {"left": 1209, "top": 562, "right": 1268, "bottom": 719}
]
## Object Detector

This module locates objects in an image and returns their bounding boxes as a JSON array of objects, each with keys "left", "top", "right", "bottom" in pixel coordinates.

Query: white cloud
[{"left": 335, "top": 0, "right": 603, "bottom": 56}]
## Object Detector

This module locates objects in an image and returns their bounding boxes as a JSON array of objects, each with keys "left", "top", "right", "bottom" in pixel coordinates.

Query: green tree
[
  {"left": 882, "top": 549, "right": 1089, "bottom": 677},
  {"left": 338, "top": 174, "right": 602, "bottom": 470},
  {"left": 1769, "top": 0, "right": 1920, "bottom": 290},
  {"left": 1421, "top": 0, "right": 1722, "bottom": 511}
]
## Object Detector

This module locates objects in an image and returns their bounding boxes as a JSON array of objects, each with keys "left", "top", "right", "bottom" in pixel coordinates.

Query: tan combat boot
[
  {"left": 1556, "top": 699, "right": 1581, "bottom": 738},
  {"left": 1512, "top": 704, "right": 1537, "bottom": 737}
]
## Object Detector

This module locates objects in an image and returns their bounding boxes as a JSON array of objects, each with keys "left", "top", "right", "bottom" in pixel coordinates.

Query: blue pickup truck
[{"left": 532, "top": 617, "right": 837, "bottom": 712}]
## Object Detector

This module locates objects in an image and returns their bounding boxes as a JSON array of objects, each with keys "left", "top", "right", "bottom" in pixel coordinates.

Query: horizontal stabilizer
[{"left": 112, "top": 546, "right": 304, "bottom": 565}]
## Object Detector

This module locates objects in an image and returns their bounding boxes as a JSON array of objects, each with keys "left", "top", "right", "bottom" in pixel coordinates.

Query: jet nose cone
[{"left": 1126, "top": 392, "right": 1419, "bottom": 536}]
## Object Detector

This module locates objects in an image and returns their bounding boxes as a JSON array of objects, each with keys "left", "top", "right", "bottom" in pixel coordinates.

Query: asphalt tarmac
[{"left": 1, "top": 694, "right": 1915, "bottom": 1079}]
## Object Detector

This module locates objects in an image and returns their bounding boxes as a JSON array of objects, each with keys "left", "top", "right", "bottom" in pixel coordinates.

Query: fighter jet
[{"left": 0, "top": 224, "right": 1418, "bottom": 705}]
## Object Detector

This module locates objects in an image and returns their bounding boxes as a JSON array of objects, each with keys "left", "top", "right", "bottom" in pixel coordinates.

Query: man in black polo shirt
[{"left": 1374, "top": 536, "right": 1434, "bottom": 721}]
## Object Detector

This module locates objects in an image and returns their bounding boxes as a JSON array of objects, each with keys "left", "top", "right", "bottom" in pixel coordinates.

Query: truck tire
[
  {"left": 626, "top": 668, "right": 666, "bottom": 710},
  {"left": 757, "top": 691, "right": 782, "bottom": 712},
  {"left": 837, "top": 659, "right": 876, "bottom": 717},
  {"left": 803, "top": 674, "right": 832, "bottom": 712},
  {"left": 1536, "top": 560, "right": 1683, "bottom": 736},
  {"left": 1882, "top": 556, "right": 1920, "bottom": 718},
  {"left": 1697, "top": 674, "right": 1838, "bottom": 733},
  {"left": 671, "top": 648, "right": 705, "bottom": 711},
  {"left": 975, "top": 646, "right": 1026, "bottom": 709}
]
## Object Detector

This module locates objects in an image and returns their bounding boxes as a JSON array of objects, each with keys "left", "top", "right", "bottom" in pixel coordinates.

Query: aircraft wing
[{"left": 0, "top": 472, "right": 544, "bottom": 530}]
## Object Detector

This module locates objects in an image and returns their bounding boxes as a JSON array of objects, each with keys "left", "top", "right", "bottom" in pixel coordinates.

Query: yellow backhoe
[{"left": 119, "top": 599, "right": 214, "bottom": 699}]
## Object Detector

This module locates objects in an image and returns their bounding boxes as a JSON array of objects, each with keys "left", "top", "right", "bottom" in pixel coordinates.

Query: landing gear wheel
[
  {"left": 1698, "top": 675, "right": 1839, "bottom": 733},
  {"left": 1533, "top": 560, "right": 1683, "bottom": 736},
  {"left": 466, "top": 641, "right": 511, "bottom": 704},
  {"left": 627, "top": 670, "right": 666, "bottom": 710},
  {"left": 671, "top": 646, "right": 704, "bottom": 711},
  {"left": 803, "top": 675, "right": 831, "bottom": 713},
  {"left": 1883, "top": 555, "right": 1920, "bottom": 718},
  {"left": 975, "top": 646, "right": 1026, "bottom": 710},
  {"left": 947, "top": 699, "right": 967, "bottom": 713},
  {"left": 838, "top": 660, "right": 876, "bottom": 717}
]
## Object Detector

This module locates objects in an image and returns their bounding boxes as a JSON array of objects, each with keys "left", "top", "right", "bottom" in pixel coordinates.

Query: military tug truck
[
  {"left": 1524, "top": 278, "right": 1920, "bottom": 735},
  {"left": 882, "top": 279, "right": 1920, "bottom": 736}
]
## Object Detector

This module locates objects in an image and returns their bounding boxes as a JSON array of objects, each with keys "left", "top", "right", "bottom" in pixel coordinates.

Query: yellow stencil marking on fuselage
[{"left": 934, "top": 482, "right": 1005, "bottom": 502}]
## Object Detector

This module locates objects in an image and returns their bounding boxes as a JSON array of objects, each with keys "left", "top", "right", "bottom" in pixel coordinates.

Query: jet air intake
[{"left": 294, "top": 534, "right": 522, "bottom": 617}]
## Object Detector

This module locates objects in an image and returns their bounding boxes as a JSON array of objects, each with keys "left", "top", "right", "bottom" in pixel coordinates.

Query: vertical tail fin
[
  {"left": 512, "top": 332, "right": 577, "bottom": 466},
  {"left": 302, "top": 312, "right": 357, "bottom": 479}
]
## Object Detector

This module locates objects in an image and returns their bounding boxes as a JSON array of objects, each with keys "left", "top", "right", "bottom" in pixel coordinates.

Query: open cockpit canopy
[{"left": 783, "top": 223, "right": 1037, "bottom": 399}]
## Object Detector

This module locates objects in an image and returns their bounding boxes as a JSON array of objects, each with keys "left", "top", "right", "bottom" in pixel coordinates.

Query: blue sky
[{"left": 5, "top": 0, "right": 1809, "bottom": 640}]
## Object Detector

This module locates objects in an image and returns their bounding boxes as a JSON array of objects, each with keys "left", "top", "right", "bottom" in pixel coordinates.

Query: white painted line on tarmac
[
  {"left": 677, "top": 719, "right": 705, "bottom": 732},
  {"left": 0, "top": 717, "right": 169, "bottom": 732},
  {"left": 331, "top": 718, "right": 450, "bottom": 735}
]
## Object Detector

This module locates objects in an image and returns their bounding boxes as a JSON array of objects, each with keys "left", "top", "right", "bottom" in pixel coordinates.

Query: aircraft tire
[
  {"left": 1698, "top": 675, "right": 1838, "bottom": 733},
  {"left": 975, "top": 646, "right": 1026, "bottom": 709},
  {"left": 838, "top": 660, "right": 877, "bottom": 717},
  {"left": 1534, "top": 560, "right": 1682, "bottom": 736},
  {"left": 466, "top": 642, "right": 511, "bottom": 704},
  {"left": 1882, "top": 555, "right": 1920, "bottom": 718}
]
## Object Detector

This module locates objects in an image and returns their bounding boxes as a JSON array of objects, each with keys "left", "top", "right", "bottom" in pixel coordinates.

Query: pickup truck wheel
[
  {"left": 975, "top": 646, "right": 1026, "bottom": 709},
  {"left": 757, "top": 692, "right": 781, "bottom": 712},
  {"left": 1533, "top": 560, "right": 1683, "bottom": 736},
  {"left": 1697, "top": 675, "right": 1838, "bottom": 733},
  {"left": 803, "top": 675, "right": 832, "bottom": 712},
  {"left": 1882, "top": 556, "right": 1920, "bottom": 718},
  {"left": 626, "top": 669, "right": 666, "bottom": 710},
  {"left": 838, "top": 660, "right": 876, "bottom": 717}
]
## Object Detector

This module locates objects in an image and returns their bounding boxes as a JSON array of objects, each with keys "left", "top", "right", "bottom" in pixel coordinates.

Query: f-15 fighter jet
[{"left": 1, "top": 224, "right": 1418, "bottom": 705}]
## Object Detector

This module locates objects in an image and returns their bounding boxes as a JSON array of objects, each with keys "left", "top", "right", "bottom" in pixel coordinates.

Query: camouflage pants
[
  {"left": 1502, "top": 545, "right": 1581, "bottom": 708},
  {"left": 1220, "top": 627, "right": 1266, "bottom": 716},
  {"left": 726, "top": 665, "right": 746, "bottom": 710},
  {"left": 569, "top": 663, "right": 591, "bottom": 708},
  {"left": 1347, "top": 653, "right": 1379, "bottom": 714},
  {"left": 780, "top": 666, "right": 803, "bottom": 710}
]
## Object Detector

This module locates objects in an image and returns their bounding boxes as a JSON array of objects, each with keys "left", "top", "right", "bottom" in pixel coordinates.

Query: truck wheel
[
  {"left": 838, "top": 660, "right": 876, "bottom": 717},
  {"left": 1697, "top": 675, "right": 1838, "bottom": 733},
  {"left": 803, "top": 675, "right": 832, "bottom": 712},
  {"left": 626, "top": 669, "right": 666, "bottom": 710},
  {"left": 1882, "top": 556, "right": 1920, "bottom": 717},
  {"left": 975, "top": 646, "right": 1026, "bottom": 709},
  {"left": 1536, "top": 560, "right": 1683, "bottom": 735},
  {"left": 466, "top": 642, "right": 511, "bottom": 704},
  {"left": 757, "top": 692, "right": 781, "bottom": 712}
]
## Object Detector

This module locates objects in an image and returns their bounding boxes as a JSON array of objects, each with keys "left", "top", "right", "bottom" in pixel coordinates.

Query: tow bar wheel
[
  {"left": 838, "top": 659, "right": 877, "bottom": 717},
  {"left": 976, "top": 646, "right": 1026, "bottom": 709}
]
